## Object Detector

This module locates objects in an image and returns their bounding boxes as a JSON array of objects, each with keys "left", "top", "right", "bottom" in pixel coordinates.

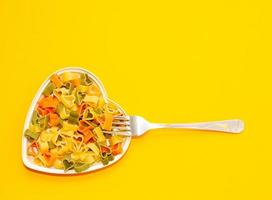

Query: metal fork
[{"left": 103, "top": 116, "right": 244, "bottom": 136}]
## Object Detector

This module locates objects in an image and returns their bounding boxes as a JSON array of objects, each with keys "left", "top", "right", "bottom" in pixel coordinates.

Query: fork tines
[{"left": 103, "top": 115, "right": 132, "bottom": 136}]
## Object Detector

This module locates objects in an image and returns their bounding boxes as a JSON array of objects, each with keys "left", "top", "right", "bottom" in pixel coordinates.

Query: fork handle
[{"left": 150, "top": 119, "right": 244, "bottom": 133}]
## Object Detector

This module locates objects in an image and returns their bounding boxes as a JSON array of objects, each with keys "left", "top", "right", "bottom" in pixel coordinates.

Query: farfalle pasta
[{"left": 24, "top": 72, "right": 125, "bottom": 172}]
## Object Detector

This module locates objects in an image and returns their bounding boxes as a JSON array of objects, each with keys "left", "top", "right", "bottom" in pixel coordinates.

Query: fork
[{"left": 103, "top": 116, "right": 244, "bottom": 136}]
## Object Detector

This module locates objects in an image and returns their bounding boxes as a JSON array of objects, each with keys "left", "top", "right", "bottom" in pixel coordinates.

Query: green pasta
[
  {"left": 25, "top": 129, "right": 40, "bottom": 141},
  {"left": 74, "top": 163, "right": 91, "bottom": 172},
  {"left": 43, "top": 83, "right": 55, "bottom": 96},
  {"left": 63, "top": 159, "right": 74, "bottom": 171},
  {"left": 48, "top": 141, "right": 56, "bottom": 149}
]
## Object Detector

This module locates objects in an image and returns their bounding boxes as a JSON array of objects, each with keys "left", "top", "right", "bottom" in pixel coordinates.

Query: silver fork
[{"left": 103, "top": 116, "right": 244, "bottom": 136}]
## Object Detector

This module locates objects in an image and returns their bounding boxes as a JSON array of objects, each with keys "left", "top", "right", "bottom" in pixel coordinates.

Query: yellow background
[{"left": 0, "top": 0, "right": 271, "bottom": 199}]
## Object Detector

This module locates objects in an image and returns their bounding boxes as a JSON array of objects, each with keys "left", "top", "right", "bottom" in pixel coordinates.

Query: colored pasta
[{"left": 25, "top": 71, "right": 126, "bottom": 172}]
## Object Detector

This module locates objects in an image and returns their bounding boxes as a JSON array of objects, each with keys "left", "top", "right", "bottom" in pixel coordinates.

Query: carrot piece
[
  {"left": 112, "top": 143, "right": 122, "bottom": 155},
  {"left": 49, "top": 113, "right": 59, "bottom": 126},
  {"left": 102, "top": 113, "right": 113, "bottom": 131},
  {"left": 50, "top": 74, "right": 63, "bottom": 88}
]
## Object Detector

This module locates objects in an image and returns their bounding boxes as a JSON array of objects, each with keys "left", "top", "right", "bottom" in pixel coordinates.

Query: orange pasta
[
  {"left": 50, "top": 74, "right": 63, "bottom": 88},
  {"left": 38, "top": 96, "right": 59, "bottom": 109},
  {"left": 49, "top": 113, "right": 59, "bottom": 126},
  {"left": 43, "top": 151, "right": 56, "bottom": 167},
  {"left": 83, "top": 131, "right": 94, "bottom": 143},
  {"left": 112, "top": 143, "right": 122, "bottom": 155},
  {"left": 102, "top": 113, "right": 113, "bottom": 131},
  {"left": 27, "top": 142, "right": 39, "bottom": 156},
  {"left": 78, "top": 120, "right": 95, "bottom": 134},
  {"left": 71, "top": 78, "right": 81, "bottom": 87}
]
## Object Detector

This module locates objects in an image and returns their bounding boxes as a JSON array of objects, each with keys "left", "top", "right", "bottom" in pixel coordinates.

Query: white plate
[{"left": 22, "top": 67, "right": 131, "bottom": 174}]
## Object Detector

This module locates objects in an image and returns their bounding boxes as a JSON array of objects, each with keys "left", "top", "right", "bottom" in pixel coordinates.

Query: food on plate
[{"left": 24, "top": 71, "right": 125, "bottom": 172}]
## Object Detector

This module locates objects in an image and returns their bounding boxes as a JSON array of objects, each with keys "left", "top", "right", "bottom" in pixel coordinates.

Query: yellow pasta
[
  {"left": 61, "top": 72, "right": 81, "bottom": 82},
  {"left": 60, "top": 94, "right": 75, "bottom": 108}
]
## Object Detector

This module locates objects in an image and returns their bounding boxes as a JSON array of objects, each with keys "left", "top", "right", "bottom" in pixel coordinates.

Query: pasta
[{"left": 25, "top": 71, "right": 126, "bottom": 172}]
